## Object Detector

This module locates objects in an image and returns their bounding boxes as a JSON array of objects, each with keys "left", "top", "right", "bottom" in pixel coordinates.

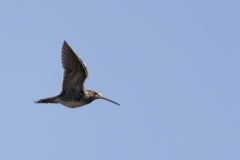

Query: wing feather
[{"left": 60, "top": 41, "right": 89, "bottom": 94}]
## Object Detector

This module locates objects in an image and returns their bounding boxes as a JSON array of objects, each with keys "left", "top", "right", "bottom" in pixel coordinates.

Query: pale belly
[{"left": 59, "top": 101, "right": 87, "bottom": 108}]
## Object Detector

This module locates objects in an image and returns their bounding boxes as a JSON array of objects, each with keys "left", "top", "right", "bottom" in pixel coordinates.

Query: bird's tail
[{"left": 35, "top": 96, "right": 58, "bottom": 104}]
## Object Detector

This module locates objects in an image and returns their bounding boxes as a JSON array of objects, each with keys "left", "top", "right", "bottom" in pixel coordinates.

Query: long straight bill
[{"left": 101, "top": 97, "right": 120, "bottom": 106}]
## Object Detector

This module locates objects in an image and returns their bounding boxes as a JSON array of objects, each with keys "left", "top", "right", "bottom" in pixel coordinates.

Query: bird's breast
[{"left": 59, "top": 101, "right": 87, "bottom": 108}]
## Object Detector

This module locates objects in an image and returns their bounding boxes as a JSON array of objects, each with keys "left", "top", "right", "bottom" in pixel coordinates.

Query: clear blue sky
[{"left": 0, "top": 1, "right": 239, "bottom": 159}]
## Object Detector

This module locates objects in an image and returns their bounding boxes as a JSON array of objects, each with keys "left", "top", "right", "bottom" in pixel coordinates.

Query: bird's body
[{"left": 35, "top": 41, "right": 120, "bottom": 108}]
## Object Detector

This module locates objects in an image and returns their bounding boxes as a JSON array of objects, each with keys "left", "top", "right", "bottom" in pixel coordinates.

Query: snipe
[{"left": 35, "top": 41, "right": 120, "bottom": 108}]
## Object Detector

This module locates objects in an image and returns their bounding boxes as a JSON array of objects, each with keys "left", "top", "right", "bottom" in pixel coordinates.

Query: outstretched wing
[{"left": 60, "top": 41, "right": 89, "bottom": 94}]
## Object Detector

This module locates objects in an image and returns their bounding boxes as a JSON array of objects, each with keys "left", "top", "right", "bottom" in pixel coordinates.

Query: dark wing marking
[{"left": 60, "top": 41, "right": 89, "bottom": 94}]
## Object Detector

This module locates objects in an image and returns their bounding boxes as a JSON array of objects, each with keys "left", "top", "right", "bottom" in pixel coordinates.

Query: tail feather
[{"left": 35, "top": 96, "right": 58, "bottom": 104}]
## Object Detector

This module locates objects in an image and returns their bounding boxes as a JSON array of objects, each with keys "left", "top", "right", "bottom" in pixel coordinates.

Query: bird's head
[
  {"left": 89, "top": 90, "right": 120, "bottom": 106},
  {"left": 91, "top": 90, "right": 102, "bottom": 99}
]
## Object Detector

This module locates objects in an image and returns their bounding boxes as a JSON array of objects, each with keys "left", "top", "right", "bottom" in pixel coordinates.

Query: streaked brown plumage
[{"left": 35, "top": 41, "right": 120, "bottom": 108}]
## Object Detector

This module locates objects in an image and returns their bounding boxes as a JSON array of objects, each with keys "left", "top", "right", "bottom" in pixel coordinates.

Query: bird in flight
[{"left": 35, "top": 41, "right": 120, "bottom": 108}]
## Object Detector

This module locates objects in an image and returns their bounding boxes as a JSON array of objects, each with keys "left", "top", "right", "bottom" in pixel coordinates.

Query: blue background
[{"left": 1, "top": 1, "right": 240, "bottom": 159}]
